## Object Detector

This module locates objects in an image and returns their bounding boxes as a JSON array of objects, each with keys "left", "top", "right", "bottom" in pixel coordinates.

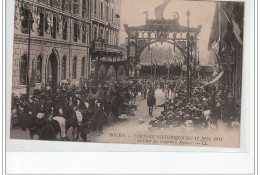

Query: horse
[{"left": 26, "top": 113, "right": 61, "bottom": 141}]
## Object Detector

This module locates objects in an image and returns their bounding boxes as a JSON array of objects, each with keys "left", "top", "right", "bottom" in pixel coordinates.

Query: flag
[
  {"left": 232, "top": 19, "right": 243, "bottom": 45},
  {"left": 154, "top": 0, "right": 171, "bottom": 20}
]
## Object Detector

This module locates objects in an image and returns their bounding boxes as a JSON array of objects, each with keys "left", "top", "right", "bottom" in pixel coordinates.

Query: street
[{"left": 10, "top": 88, "right": 240, "bottom": 147}]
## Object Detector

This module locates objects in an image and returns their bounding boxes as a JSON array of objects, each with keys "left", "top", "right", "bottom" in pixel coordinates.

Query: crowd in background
[{"left": 149, "top": 75, "right": 241, "bottom": 130}]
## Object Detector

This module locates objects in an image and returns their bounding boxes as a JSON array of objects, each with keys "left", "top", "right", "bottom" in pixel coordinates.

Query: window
[
  {"left": 20, "top": 54, "right": 28, "bottom": 85},
  {"left": 106, "top": 6, "right": 109, "bottom": 21},
  {"left": 112, "top": 9, "right": 114, "bottom": 23},
  {"left": 61, "top": 56, "right": 66, "bottom": 80},
  {"left": 73, "top": 0, "right": 80, "bottom": 15},
  {"left": 21, "top": 8, "right": 30, "bottom": 34},
  {"left": 51, "top": 16, "right": 57, "bottom": 39},
  {"left": 81, "top": 57, "right": 85, "bottom": 77},
  {"left": 94, "top": 0, "right": 97, "bottom": 16},
  {"left": 62, "top": 0, "right": 70, "bottom": 12},
  {"left": 36, "top": 55, "right": 42, "bottom": 83},
  {"left": 100, "top": 3, "right": 103, "bottom": 19},
  {"left": 74, "top": 23, "right": 78, "bottom": 42},
  {"left": 82, "top": 24, "right": 86, "bottom": 43},
  {"left": 72, "top": 57, "right": 77, "bottom": 79},
  {"left": 38, "top": 13, "right": 44, "bottom": 36},
  {"left": 62, "top": 19, "right": 67, "bottom": 40},
  {"left": 115, "top": 33, "right": 118, "bottom": 45},
  {"left": 99, "top": 28, "right": 103, "bottom": 40},
  {"left": 106, "top": 30, "right": 109, "bottom": 43},
  {"left": 82, "top": 0, "right": 88, "bottom": 17},
  {"left": 93, "top": 27, "right": 97, "bottom": 40}
]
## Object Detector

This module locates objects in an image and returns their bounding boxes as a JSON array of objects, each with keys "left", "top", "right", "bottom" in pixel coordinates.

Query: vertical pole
[
  {"left": 151, "top": 53, "right": 153, "bottom": 78},
  {"left": 190, "top": 45, "right": 192, "bottom": 97},
  {"left": 186, "top": 11, "right": 190, "bottom": 100},
  {"left": 26, "top": 12, "right": 31, "bottom": 98}
]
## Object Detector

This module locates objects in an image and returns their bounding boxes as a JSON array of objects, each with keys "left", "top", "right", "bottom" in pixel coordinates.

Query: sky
[{"left": 118, "top": 0, "right": 216, "bottom": 66}]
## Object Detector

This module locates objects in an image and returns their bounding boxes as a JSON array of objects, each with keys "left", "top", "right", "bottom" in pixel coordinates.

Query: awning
[{"left": 204, "top": 71, "right": 224, "bottom": 86}]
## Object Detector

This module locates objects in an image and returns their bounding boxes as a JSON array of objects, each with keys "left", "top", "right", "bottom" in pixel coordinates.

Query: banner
[
  {"left": 232, "top": 19, "right": 243, "bottom": 45},
  {"left": 204, "top": 71, "right": 224, "bottom": 86}
]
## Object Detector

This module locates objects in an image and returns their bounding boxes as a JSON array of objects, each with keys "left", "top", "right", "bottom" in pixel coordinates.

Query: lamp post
[
  {"left": 189, "top": 35, "right": 195, "bottom": 96},
  {"left": 20, "top": 2, "right": 35, "bottom": 98},
  {"left": 153, "top": 59, "right": 159, "bottom": 80},
  {"left": 150, "top": 51, "right": 153, "bottom": 78},
  {"left": 186, "top": 10, "right": 190, "bottom": 100}
]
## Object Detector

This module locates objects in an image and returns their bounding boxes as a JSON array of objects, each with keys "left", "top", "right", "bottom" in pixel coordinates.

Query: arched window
[
  {"left": 36, "top": 55, "right": 42, "bottom": 83},
  {"left": 81, "top": 57, "right": 85, "bottom": 77},
  {"left": 72, "top": 56, "right": 77, "bottom": 79},
  {"left": 20, "top": 54, "right": 28, "bottom": 85},
  {"left": 61, "top": 56, "right": 66, "bottom": 80}
]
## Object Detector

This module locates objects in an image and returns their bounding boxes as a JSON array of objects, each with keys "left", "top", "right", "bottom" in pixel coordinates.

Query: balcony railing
[{"left": 91, "top": 40, "right": 124, "bottom": 53}]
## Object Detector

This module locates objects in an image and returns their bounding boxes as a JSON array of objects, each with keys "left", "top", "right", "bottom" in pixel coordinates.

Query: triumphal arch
[{"left": 124, "top": 1, "right": 202, "bottom": 76}]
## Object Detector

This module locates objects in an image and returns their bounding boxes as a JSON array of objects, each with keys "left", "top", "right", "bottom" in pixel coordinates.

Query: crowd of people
[
  {"left": 149, "top": 75, "right": 241, "bottom": 131},
  {"left": 10, "top": 78, "right": 138, "bottom": 140},
  {"left": 10, "top": 74, "right": 241, "bottom": 140}
]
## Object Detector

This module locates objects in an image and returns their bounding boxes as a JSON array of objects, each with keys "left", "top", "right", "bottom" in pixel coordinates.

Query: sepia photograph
[{"left": 9, "top": 0, "right": 244, "bottom": 148}]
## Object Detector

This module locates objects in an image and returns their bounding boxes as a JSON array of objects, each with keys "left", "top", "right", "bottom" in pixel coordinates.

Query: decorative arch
[
  {"left": 20, "top": 52, "right": 28, "bottom": 85},
  {"left": 72, "top": 56, "right": 77, "bottom": 79},
  {"left": 137, "top": 40, "right": 187, "bottom": 59},
  {"left": 36, "top": 55, "right": 43, "bottom": 83},
  {"left": 98, "top": 65, "right": 107, "bottom": 81},
  {"left": 81, "top": 56, "right": 86, "bottom": 77},
  {"left": 61, "top": 55, "right": 67, "bottom": 80},
  {"left": 117, "top": 65, "right": 126, "bottom": 82},
  {"left": 107, "top": 65, "right": 116, "bottom": 79}
]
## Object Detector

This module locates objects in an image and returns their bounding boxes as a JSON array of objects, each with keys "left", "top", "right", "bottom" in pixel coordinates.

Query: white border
[{"left": 4, "top": 0, "right": 256, "bottom": 174}]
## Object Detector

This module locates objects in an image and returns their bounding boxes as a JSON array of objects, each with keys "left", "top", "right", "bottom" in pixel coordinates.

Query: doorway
[{"left": 48, "top": 53, "right": 58, "bottom": 90}]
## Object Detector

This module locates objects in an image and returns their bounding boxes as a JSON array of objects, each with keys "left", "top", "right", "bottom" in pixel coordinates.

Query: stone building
[
  {"left": 12, "top": 0, "right": 91, "bottom": 94},
  {"left": 89, "top": 0, "right": 126, "bottom": 83}
]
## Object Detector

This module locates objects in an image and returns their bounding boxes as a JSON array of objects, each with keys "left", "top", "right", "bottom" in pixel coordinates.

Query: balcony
[{"left": 91, "top": 40, "right": 124, "bottom": 55}]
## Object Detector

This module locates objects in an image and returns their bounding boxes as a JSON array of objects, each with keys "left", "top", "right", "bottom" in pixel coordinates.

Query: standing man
[{"left": 147, "top": 89, "right": 156, "bottom": 116}]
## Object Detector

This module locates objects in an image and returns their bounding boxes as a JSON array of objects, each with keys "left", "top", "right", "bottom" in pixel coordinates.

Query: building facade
[
  {"left": 89, "top": 0, "right": 126, "bottom": 82},
  {"left": 13, "top": 0, "right": 90, "bottom": 94},
  {"left": 208, "top": 2, "right": 244, "bottom": 100},
  {"left": 12, "top": 0, "right": 125, "bottom": 95}
]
